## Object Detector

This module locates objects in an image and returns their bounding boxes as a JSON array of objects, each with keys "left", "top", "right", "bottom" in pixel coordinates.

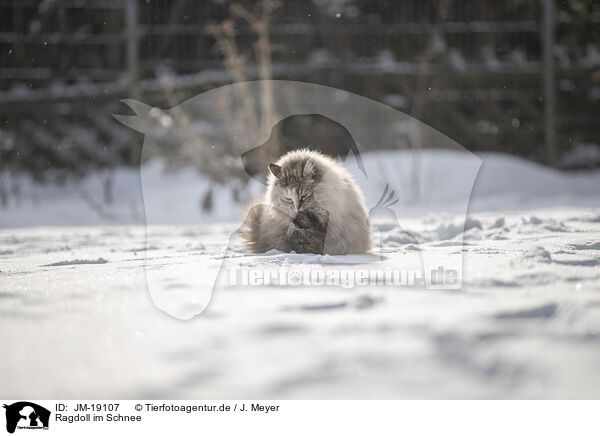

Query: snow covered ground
[{"left": 1, "top": 151, "right": 600, "bottom": 398}]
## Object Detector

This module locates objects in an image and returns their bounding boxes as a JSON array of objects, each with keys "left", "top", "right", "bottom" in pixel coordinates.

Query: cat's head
[{"left": 267, "top": 157, "right": 322, "bottom": 215}]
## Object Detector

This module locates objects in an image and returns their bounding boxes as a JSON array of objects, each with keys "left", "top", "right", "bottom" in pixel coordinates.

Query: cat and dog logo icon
[
  {"left": 115, "top": 80, "right": 481, "bottom": 319},
  {"left": 3, "top": 402, "right": 50, "bottom": 433}
]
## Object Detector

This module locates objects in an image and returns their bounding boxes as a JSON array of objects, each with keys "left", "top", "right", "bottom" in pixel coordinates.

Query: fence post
[
  {"left": 542, "top": 0, "right": 556, "bottom": 164},
  {"left": 125, "top": 0, "right": 139, "bottom": 94}
]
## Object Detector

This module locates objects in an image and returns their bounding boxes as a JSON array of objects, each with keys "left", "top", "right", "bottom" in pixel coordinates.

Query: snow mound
[{"left": 1, "top": 150, "right": 600, "bottom": 227}]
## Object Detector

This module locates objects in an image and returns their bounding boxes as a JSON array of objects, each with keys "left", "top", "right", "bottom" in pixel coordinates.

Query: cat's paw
[{"left": 293, "top": 211, "right": 315, "bottom": 229}]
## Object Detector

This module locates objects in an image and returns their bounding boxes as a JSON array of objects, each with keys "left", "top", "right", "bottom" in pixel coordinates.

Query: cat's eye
[
  {"left": 284, "top": 197, "right": 292, "bottom": 202},
  {"left": 300, "top": 193, "right": 308, "bottom": 200}
]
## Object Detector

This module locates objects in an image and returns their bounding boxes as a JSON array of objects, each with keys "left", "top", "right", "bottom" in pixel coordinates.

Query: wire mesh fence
[{"left": 0, "top": 0, "right": 599, "bottom": 178}]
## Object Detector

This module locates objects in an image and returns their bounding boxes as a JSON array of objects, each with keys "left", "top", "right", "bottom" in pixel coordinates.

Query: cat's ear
[
  {"left": 269, "top": 163, "right": 282, "bottom": 178},
  {"left": 303, "top": 160, "right": 316, "bottom": 178}
]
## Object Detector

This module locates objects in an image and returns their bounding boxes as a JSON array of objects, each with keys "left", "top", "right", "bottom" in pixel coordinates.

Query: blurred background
[
  {"left": 0, "top": 0, "right": 599, "bottom": 200},
  {"left": 3, "top": 1, "right": 600, "bottom": 400}
]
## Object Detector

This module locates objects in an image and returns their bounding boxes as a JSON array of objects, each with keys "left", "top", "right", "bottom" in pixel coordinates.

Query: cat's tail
[{"left": 238, "top": 200, "right": 266, "bottom": 253}]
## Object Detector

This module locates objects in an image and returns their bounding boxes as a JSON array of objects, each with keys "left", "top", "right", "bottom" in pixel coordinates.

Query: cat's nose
[{"left": 292, "top": 197, "right": 300, "bottom": 210}]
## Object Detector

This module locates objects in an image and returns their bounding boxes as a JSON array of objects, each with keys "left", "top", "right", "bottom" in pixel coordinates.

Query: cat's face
[{"left": 268, "top": 159, "right": 321, "bottom": 215}]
